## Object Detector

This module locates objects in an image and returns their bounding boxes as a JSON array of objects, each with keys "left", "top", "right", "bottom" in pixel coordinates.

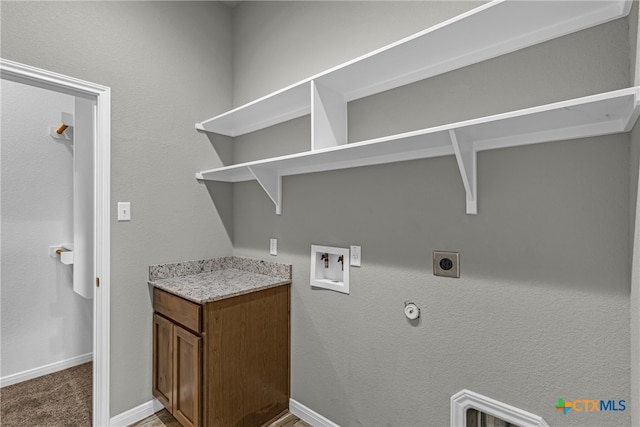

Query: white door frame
[{"left": 0, "top": 58, "right": 111, "bottom": 427}]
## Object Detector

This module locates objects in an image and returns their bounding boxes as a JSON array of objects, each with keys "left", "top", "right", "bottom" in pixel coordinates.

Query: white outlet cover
[
  {"left": 350, "top": 245, "right": 361, "bottom": 267},
  {"left": 270, "top": 238, "right": 277, "bottom": 256}
]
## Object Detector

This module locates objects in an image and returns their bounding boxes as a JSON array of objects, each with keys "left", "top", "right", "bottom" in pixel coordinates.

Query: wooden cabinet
[
  {"left": 173, "top": 326, "right": 201, "bottom": 427},
  {"left": 152, "top": 313, "right": 201, "bottom": 427},
  {"left": 152, "top": 284, "right": 290, "bottom": 427},
  {"left": 152, "top": 313, "right": 173, "bottom": 409}
]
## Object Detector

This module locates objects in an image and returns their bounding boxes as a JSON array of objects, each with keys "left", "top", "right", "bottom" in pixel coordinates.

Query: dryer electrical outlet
[{"left": 433, "top": 251, "right": 460, "bottom": 278}]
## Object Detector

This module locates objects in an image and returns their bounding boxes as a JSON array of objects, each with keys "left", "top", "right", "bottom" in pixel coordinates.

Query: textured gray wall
[
  {"left": 2, "top": 1, "right": 636, "bottom": 423},
  {"left": 630, "top": 4, "right": 640, "bottom": 427},
  {"left": 231, "top": 2, "right": 633, "bottom": 426},
  {"left": 631, "top": 124, "right": 640, "bottom": 427},
  {"left": 232, "top": 1, "right": 485, "bottom": 107},
  {"left": 0, "top": 1, "right": 233, "bottom": 416},
  {"left": 632, "top": 1, "right": 640, "bottom": 88}
]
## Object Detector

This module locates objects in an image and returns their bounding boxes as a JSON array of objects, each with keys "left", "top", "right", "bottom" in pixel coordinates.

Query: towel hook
[
  {"left": 50, "top": 112, "right": 74, "bottom": 142},
  {"left": 56, "top": 123, "right": 69, "bottom": 135}
]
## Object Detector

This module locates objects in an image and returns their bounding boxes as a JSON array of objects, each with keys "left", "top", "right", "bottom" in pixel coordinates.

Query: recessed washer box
[{"left": 311, "top": 245, "right": 350, "bottom": 294}]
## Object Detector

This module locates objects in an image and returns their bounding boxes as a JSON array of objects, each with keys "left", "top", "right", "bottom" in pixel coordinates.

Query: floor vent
[{"left": 451, "top": 389, "right": 549, "bottom": 427}]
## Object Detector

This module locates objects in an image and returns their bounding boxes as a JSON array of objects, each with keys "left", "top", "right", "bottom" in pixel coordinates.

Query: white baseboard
[
  {"left": 290, "top": 398, "right": 340, "bottom": 427},
  {"left": 109, "top": 398, "right": 164, "bottom": 427},
  {"left": 0, "top": 352, "right": 93, "bottom": 388},
  {"left": 111, "top": 398, "right": 331, "bottom": 427}
]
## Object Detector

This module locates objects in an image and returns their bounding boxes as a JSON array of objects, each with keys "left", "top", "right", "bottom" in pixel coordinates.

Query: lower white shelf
[{"left": 197, "top": 87, "right": 640, "bottom": 215}]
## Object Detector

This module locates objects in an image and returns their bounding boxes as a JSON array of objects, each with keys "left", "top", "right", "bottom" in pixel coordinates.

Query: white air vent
[{"left": 451, "top": 389, "right": 549, "bottom": 427}]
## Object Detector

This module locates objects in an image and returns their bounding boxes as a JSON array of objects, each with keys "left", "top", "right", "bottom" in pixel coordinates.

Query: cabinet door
[
  {"left": 173, "top": 325, "right": 201, "bottom": 427},
  {"left": 152, "top": 314, "right": 173, "bottom": 410}
]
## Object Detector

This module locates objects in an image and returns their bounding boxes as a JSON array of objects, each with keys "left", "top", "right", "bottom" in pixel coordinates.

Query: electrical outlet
[
  {"left": 270, "top": 238, "right": 277, "bottom": 256},
  {"left": 350, "top": 245, "right": 361, "bottom": 267},
  {"left": 433, "top": 251, "right": 459, "bottom": 278}
]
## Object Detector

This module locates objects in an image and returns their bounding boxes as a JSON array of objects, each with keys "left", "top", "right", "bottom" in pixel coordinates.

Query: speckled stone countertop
[{"left": 148, "top": 256, "right": 291, "bottom": 304}]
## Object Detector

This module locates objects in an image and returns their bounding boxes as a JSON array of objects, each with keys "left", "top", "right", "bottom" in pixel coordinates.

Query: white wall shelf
[
  {"left": 196, "top": 0, "right": 631, "bottom": 136},
  {"left": 197, "top": 88, "right": 640, "bottom": 215},
  {"left": 195, "top": 0, "right": 637, "bottom": 215}
]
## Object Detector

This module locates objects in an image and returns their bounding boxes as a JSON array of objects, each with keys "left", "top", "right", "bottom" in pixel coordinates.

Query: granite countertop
[{"left": 148, "top": 256, "right": 292, "bottom": 304}]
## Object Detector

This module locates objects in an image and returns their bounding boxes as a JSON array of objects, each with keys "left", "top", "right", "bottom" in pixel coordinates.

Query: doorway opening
[{"left": 0, "top": 58, "right": 111, "bottom": 426}]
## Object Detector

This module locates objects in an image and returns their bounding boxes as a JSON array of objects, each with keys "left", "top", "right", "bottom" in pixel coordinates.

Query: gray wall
[
  {"left": 231, "top": 1, "right": 484, "bottom": 107},
  {"left": 231, "top": 2, "right": 633, "bottom": 426},
  {"left": 2, "top": 1, "right": 636, "bottom": 424},
  {"left": 631, "top": 124, "right": 640, "bottom": 427},
  {"left": 0, "top": 1, "right": 233, "bottom": 416},
  {"left": 632, "top": 1, "right": 640, "bottom": 88},
  {"left": 629, "top": 4, "right": 640, "bottom": 427}
]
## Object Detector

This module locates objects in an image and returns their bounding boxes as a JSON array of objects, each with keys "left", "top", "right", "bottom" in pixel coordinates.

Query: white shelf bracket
[
  {"left": 623, "top": 88, "right": 640, "bottom": 132},
  {"left": 450, "top": 129, "right": 477, "bottom": 215},
  {"left": 248, "top": 166, "right": 282, "bottom": 215},
  {"left": 311, "top": 80, "right": 347, "bottom": 150}
]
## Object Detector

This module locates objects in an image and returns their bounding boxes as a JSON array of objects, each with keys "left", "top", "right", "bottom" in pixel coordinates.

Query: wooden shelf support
[{"left": 450, "top": 129, "right": 477, "bottom": 215}]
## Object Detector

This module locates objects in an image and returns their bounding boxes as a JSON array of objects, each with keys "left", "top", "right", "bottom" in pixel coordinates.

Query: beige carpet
[{"left": 0, "top": 362, "right": 92, "bottom": 427}]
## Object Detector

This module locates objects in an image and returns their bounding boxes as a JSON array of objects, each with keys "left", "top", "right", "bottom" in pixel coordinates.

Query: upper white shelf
[
  {"left": 197, "top": 88, "right": 640, "bottom": 214},
  {"left": 196, "top": 0, "right": 632, "bottom": 137}
]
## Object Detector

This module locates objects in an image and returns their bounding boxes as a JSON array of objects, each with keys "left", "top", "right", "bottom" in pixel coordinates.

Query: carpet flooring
[
  {"left": 0, "top": 362, "right": 92, "bottom": 427},
  {"left": 0, "top": 363, "right": 308, "bottom": 427}
]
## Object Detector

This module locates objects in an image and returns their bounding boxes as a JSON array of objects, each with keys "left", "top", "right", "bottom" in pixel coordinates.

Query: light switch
[{"left": 117, "top": 202, "right": 131, "bottom": 221}]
